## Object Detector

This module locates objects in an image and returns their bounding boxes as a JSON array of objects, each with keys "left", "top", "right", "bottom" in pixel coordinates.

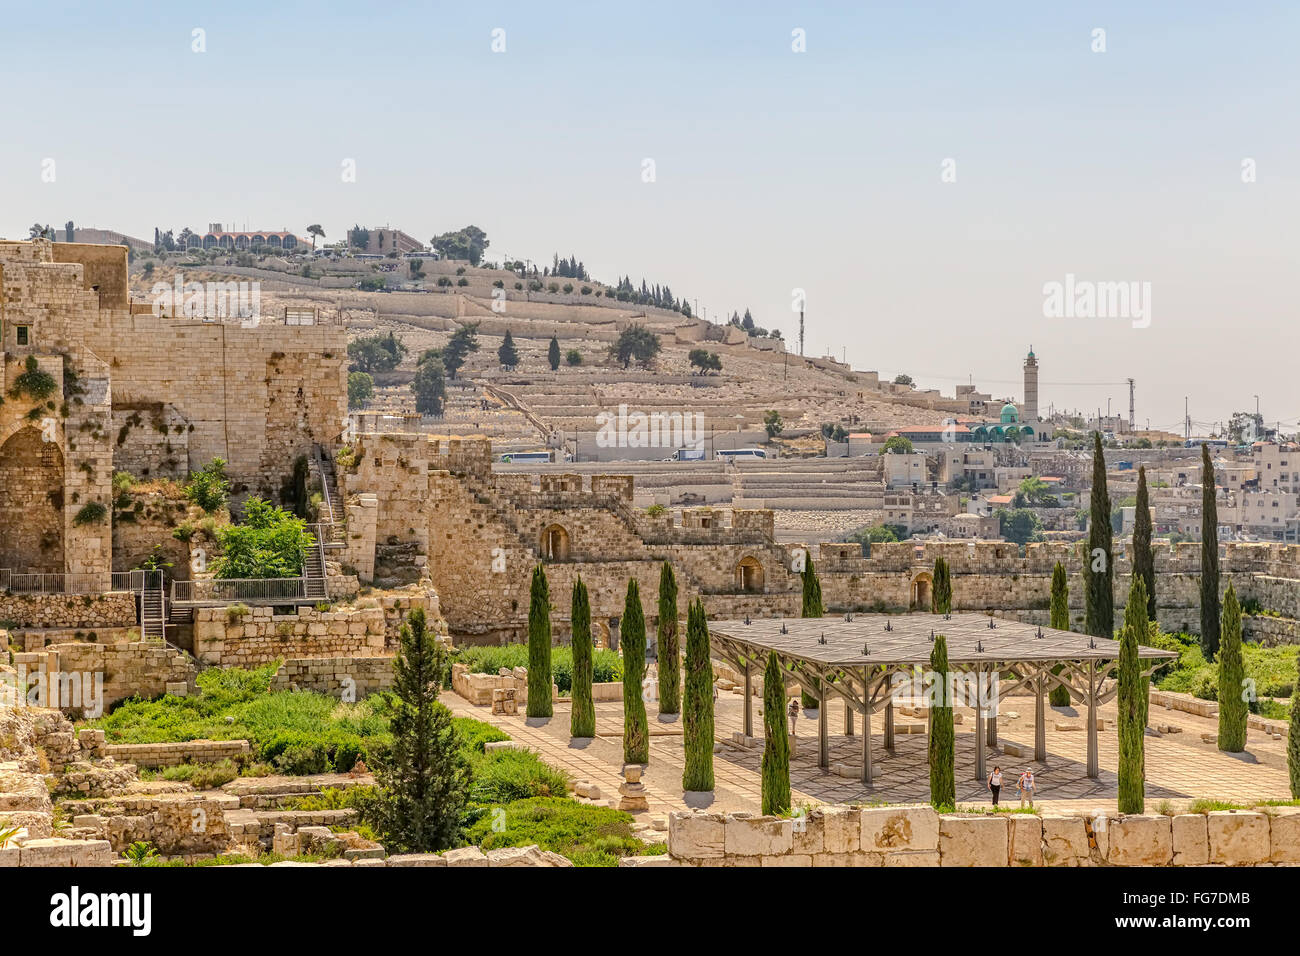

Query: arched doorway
[
  {"left": 540, "top": 524, "right": 570, "bottom": 561},
  {"left": 910, "top": 571, "right": 933, "bottom": 610},
  {"left": 735, "top": 556, "right": 765, "bottom": 593},
  {"left": 0, "top": 427, "right": 65, "bottom": 572}
]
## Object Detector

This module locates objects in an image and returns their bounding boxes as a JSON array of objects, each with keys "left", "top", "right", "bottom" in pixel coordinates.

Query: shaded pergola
[{"left": 708, "top": 613, "right": 1176, "bottom": 787}]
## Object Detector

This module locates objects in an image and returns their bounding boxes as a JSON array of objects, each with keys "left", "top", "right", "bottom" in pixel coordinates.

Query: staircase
[
  {"left": 139, "top": 571, "right": 167, "bottom": 645},
  {"left": 303, "top": 527, "right": 328, "bottom": 601},
  {"left": 311, "top": 445, "right": 346, "bottom": 549}
]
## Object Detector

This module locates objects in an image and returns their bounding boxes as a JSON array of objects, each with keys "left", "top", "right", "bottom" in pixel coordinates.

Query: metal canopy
[
  {"left": 707, "top": 613, "right": 1177, "bottom": 668},
  {"left": 707, "top": 613, "right": 1176, "bottom": 788}
]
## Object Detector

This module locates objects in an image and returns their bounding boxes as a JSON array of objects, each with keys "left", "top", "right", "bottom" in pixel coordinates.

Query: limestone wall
[
  {"left": 0, "top": 593, "right": 136, "bottom": 630},
  {"left": 269, "top": 656, "right": 394, "bottom": 698},
  {"left": 102, "top": 739, "right": 249, "bottom": 768},
  {"left": 12, "top": 641, "right": 196, "bottom": 710},
  {"left": 663, "top": 804, "right": 1300, "bottom": 867},
  {"left": 193, "top": 604, "right": 386, "bottom": 667}
]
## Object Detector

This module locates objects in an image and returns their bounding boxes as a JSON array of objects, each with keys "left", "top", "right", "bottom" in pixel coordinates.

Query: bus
[
  {"left": 668, "top": 448, "right": 706, "bottom": 462},
  {"left": 498, "top": 451, "right": 553, "bottom": 464},
  {"left": 716, "top": 448, "right": 767, "bottom": 462}
]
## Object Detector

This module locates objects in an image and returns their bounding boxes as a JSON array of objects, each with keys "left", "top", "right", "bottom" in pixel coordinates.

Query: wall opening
[
  {"left": 0, "top": 427, "right": 65, "bottom": 572},
  {"left": 540, "top": 524, "right": 570, "bottom": 561},
  {"left": 735, "top": 556, "right": 765, "bottom": 593}
]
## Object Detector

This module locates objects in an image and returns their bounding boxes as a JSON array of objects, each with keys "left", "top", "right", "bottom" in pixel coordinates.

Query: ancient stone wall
[
  {"left": 0, "top": 593, "right": 136, "bottom": 630},
  {"left": 663, "top": 804, "right": 1300, "bottom": 867},
  {"left": 12, "top": 641, "right": 196, "bottom": 711},
  {"left": 269, "top": 656, "right": 394, "bottom": 698},
  {"left": 193, "top": 604, "right": 386, "bottom": 667}
]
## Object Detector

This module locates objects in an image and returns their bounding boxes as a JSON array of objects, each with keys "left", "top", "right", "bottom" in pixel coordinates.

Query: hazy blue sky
[{"left": 3, "top": 1, "right": 1296, "bottom": 433}]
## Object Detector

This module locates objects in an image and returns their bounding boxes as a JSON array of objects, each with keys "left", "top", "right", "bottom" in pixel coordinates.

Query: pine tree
[
  {"left": 761, "top": 650, "right": 791, "bottom": 814},
  {"left": 1201, "top": 443, "right": 1222, "bottom": 659},
  {"left": 548, "top": 335, "right": 561, "bottom": 371},
  {"left": 1084, "top": 431, "right": 1114, "bottom": 639},
  {"left": 526, "top": 564, "right": 553, "bottom": 718},
  {"left": 1289, "top": 655, "right": 1300, "bottom": 799},
  {"left": 932, "top": 557, "right": 952, "bottom": 614},
  {"left": 800, "top": 552, "right": 824, "bottom": 708},
  {"left": 928, "top": 634, "right": 955, "bottom": 808},
  {"left": 497, "top": 330, "right": 519, "bottom": 368},
  {"left": 371, "top": 608, "right": 469, "bottom": 852},
  {"left": 1049, "top": 561, "right": 1072, "bottom": 706},
  {"left": 656, "top": 562, "right": 681, "bottom": 714},
  {"left": 1133, "top": 466, "right": 1156, "bottom": 619},
  {"left": 1117, "top": 616, "right": 1144, "bottom": 814},
  {"left": 1217, "top": 584, "right": 1247, "bottom": 752},
  {"left": 570, "top": 576, "right": 595, "bottom": 738},
  {"left": 682, "top": 598, "right": 715, "bottom": 792},
  {"left": 621, "top": 578, "right": 649, "bottom": 763}
]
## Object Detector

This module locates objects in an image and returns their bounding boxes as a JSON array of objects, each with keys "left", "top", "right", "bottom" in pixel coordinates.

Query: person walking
[
  {"left": 988, "top": 766, "right": 1003, "bottom": 806},
  {"left": 1017, "top": 768, "right": 1036, "bottom": 809}
]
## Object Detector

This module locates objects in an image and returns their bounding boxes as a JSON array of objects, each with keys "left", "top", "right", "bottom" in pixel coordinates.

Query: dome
[{"left": 999, "top": 402, "right": 1020, "bottom": 424}]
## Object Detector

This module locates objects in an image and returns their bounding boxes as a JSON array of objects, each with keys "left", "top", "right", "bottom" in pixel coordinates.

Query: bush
[
  {"left": 185, "top": 458, "right": 229, "bottom": 513},
  {"left": 468, "top": 749, "right": 569, "bottom": 804},
  {"left": 453, "top": 645, "right": 621, "bottom": 693},
  {"left": 158, "top": 759, "right": 240, "bottom": 789},
  {"left": 462, "top": 797, "right": 660, "bottom": 866}
]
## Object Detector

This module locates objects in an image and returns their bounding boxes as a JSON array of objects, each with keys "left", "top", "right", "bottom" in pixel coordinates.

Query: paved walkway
[{"left": 446, "top": 686, "right": 1294, "bottom": 818}]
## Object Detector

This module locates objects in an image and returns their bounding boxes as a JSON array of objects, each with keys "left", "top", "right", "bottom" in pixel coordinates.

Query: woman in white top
[{"left": 987, "top": 766, "right": 1003, "bottom": 806}]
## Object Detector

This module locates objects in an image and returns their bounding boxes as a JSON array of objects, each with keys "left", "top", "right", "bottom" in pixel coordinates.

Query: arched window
[
  {"left": 540, "top": 524, "right": 570, "bottom": 561},
  {"left": 735, "top": 556, "right": 765, "bottom": 593}
]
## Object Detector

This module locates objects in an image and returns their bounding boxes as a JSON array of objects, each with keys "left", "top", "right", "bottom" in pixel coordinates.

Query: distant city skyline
[{"left": 3, "top": 0, "right": 1296, "bottom": 434}]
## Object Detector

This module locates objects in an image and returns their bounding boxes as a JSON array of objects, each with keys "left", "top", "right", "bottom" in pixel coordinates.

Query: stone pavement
[{"left": 445, "top": 686, "right": 1294, "bottom": 818}]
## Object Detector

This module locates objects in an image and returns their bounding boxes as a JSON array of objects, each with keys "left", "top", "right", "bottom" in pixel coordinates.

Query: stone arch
[
  {"left": 910, "top": 571, "right": 933, "bottom": 610},
  {"left": 735, "top": 555, "right": 765, "bottom": 593},
  {"left": 0, "top": 427, "right": 65, "bottom": 573},
  {"left": 540, "top": 523, "right": 570, "bottom": 561}
]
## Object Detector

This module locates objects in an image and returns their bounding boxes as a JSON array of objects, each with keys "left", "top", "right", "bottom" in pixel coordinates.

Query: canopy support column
[
  {"left": 884, "top": 699, "right": 895, "bottom": 753},
  {"left": 986, "top": 713, "right": 998, "bottom": 747},
  {"left": 844, "top": 697, "right": 854, "bottom": 736},
  {"left": 743, "top": 666, "right": 753, "bottom": 739},
  {"left": 1034, "top": 673, "right": 1047, "bottom": 762},
  {"left": 862, "top": 675, "right": 873, "bottom": 787},
  {"left": 818, "top": 685, "right": 829, "bottom": 770},
  {"left": 1087, "top": 660, "right": 1099, "bottom": 779}
]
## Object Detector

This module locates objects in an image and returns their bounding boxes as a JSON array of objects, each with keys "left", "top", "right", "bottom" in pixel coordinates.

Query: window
[{"left": 15, "top": 326, "right": 29, "bottom": 346}]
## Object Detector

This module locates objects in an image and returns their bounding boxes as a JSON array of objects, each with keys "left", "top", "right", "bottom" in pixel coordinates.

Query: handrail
[
  {"left": 172, "top": 577, "right": 308, "bottom": 605},
  {"left": 0, "top": 570, "right": 120, "bottom": 595}
]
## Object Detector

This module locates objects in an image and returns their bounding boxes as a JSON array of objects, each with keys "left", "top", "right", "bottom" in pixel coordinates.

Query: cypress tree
[
  {"left": 1117, "top": 615, "right": 1144, "bottom": 814},
  {"left": 682, "top": 598, "right": 715, "bottom": 792},
  {"left": 1124, "top": 573, "right": 1151, "bottom": 727},
  {"left": 1049, "top": 561, "right": 1071, "bottom": 706},
  {"left": 1201, "top": 443, "right": 1221, "bottom": 659},
  {"left": 1133, "top": 466, "right": 1156, "bottom": 620},
  {"left": 761, "top": 650, "right": 791, "bottom": 815},
  {"left": 800, "top": 552, "right": 823, "bottom": 708},
  {"left": 570, "top": 576, "right": 595, "bottom": 737},
  {"left": 1289, "top": 655, "right": 1300, "bottom": 798},
  {"left": 1083, "top": 431, "right": 1114, "bottom": 639},
  {"left": 800, "top": 552, "right": 824, "bottom": 618},
  {"left": 497, "top": 330, "right": 519, "bottom": 368},
  {"left": 928, "top": 634, "right": 955, "bottom": 809},
  {"left": 371, "top": 608, "right": 470, "bottom": 852},
  {"left": 548, "top": 335, "right": 561, "bottom": 371},
  {"left": 932, "top": 557, "right": 952, "bottom": 614},
  {"left": 1217, "top": 584, "right": 1247, "bottom": 753},
  {"left": 621, "top": 578, "right": 649, "bottom": 763},
  {"left": 526, "top": 564, "right": 553, "bottom": 718},
  {"left": 657, "top": 562, "right": 681, "bottom": 714}
]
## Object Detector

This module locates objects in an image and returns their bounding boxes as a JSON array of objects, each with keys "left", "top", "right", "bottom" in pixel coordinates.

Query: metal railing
[
  {"left": 0, "top": 570, "right": 120, "bottom": 595},
  {"left": 171, "top": 577, "right": 311, "bottom": 606}
]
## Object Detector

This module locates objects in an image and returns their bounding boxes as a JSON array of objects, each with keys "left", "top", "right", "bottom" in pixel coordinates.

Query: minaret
[{"left": 1023, "top": 347, "right": 1039, "bottom": 422}]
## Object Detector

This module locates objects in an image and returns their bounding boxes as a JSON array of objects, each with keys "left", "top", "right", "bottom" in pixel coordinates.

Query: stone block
[
  {"left": 1207, "top": 811, "right": 1270, "bottom": 865},
  {"left": 812, "top": 851, "right": 884, "bottom": 866},
  {"left": 1041, "top": 814, "right": 1091, "bottom": 866},
  {"left": 443, "top": 846, "right": 489, "bottom": 867},
  {"left": 668, "top": 811, "right": 724, "bottom": 860},
  {"left": 861, "top": 804, "right": 939, "bottom": 852},
  {"left": 1008, "top": 814, "right": 1043, "bottom": 866},
  {"left": 387, "top": 853, "right": 447, "bottom": 867},
  {"left": 618, "top": 854, "right": 679, "bottom": 867},
  {"left": 939, "top": 815, "right": 1008, "bottom": 867},
  {"left": 1171, "top": 814, "right": 1208, "bottom": 866},
  {"left": 1268, "top": 808, "right": 1300, "bottom": 864},
  {"left": 791, "top": 810, "right": 824, "bottom": 856},
  {"left": 724, "top": 814, "right": 793, "bottom": 856},
  {"left": 883, "top": 849, "right": 940, "bottom": 866},
  {"left": 820, "top": 805, "right": 860, "bottom": 854},
  {"left": 1107, "top": 815, "right": 1172, "bottom": 866},
  {"left": 760, "top": 854, "right": 813, "bottom": 867}
]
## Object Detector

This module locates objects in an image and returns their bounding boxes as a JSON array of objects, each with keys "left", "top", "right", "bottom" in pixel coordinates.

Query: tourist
[
  {"left": 1017, "top": 768, "right": 1036, "bottom": 808},
  {"left": 988, "top": 765, "right": 1003, "bottom": 806},
  {"left": 787, "top": 697, "right": 800, "bottom": 736}
]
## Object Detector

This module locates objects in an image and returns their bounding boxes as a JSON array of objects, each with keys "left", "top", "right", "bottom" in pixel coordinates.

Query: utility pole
[
  {"left": 1127, "top": 378, "right": 1135, "bottom": 432},
  {"left": 798, "top": 308, "right": 805, "bottom": 357},
  {"left": 1184, "top": 397, "right": 1191, "bottom": 442}
]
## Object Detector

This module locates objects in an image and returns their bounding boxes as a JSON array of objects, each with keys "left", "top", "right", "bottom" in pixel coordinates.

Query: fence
[
  {"left": 0, "top": 570, "right": 119, "bottom": 595},
  {"left": 171, "top": 577, "right": 310, "bottom": 606}
]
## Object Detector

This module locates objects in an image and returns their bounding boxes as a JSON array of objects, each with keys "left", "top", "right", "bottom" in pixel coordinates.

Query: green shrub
[
  {"left": 467, "top": 748, "right": 569, "bottom": 804},
  {"left": 185, "top": 458, "right": 229, "bottom": 513},
  {"left": 462, "top": 796, "right": 659, "bottom": 866}
]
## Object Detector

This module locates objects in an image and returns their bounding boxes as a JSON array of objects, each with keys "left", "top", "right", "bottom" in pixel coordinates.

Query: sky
[{"left": 2, "top": 1, "right": 1296, "bottom": 434}]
